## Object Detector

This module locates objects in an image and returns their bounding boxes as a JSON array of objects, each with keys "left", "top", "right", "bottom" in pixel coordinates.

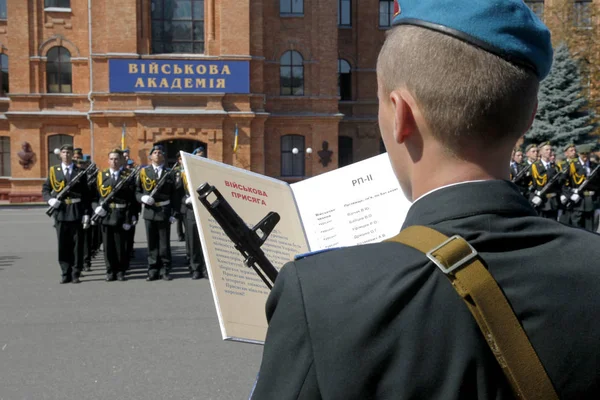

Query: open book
[{"left": 180, "top": 153, "right": 412, "bottom": 344}]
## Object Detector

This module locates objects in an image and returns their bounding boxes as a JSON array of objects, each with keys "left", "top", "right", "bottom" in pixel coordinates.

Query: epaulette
[{"left": 294, "top": 248, "right": 340, "bottom": 261}]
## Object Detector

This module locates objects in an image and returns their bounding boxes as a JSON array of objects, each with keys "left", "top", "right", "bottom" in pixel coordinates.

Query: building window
[
  {"left": 280, "top": 51, "right": 304, "bottom": 96},
  {"left": 379, "top": 0, "right": 394, "bottom": 27},
  {"left": 0, "top": 54, "right": 8, "bottom": 96},
  {"left": 45, "top": 0, "right": 70, "bottom": 8},
  {"left": 280, "top": 0, "right": 303, "bottom": 15},
  {"left": 0, "top": 0, "right": 6, "bottom": 19},
  {"left": 281, "top": 135, "right": 305, "bottom": 177},
  {"left": 574, "top": 0, "right": 592, "bottom": 28},
  {"left": 338, "top": 0, "right": 351, "bottom": 27},
  {"left": 338, "top": 59, "right": 351, "bottom": 101},
  {"left": 151, "top": 0, "right": 205, "bottom": 54},
  {"left": 46, "top": 46, "right": 72, "bottom": 93},
  {"left": 338, "top": 136, "right": 353, "bottom": 167},
  {"left": 524, "top": 1, "right": 544, "bottom": 20},
  {"left": 47, "top": 135, "right": 73, "bottom": 169},
  {"left": 0, "top": 137, "right": 9, "bottom": 177}
]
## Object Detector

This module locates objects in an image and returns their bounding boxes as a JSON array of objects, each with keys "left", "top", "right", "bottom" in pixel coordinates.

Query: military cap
[
  {"left": 127, "top": 159, "right": 134, "bottom": 166},
  {"left": 60, "top": 144, "right": 74, "bottom": 151},
  {"left": 108, "top": 148, "right": 124, "bottom": 156},
  {"left": 577, "top": 144, "right": 594, "bottom": 154},
  {"left": 525, "top": 144, "right": 538, "bottom": 152},
  {"left": 539, "top": 141, "right": 551, "bottom": 149},
  {"left": 73, "top": 147, "right": 83, "bottom": 155},
  {"left": 391, "top": 0, "right": 553, "bottom": 80},
  {"left": 122, "top": 147, "right": 130, "bottom": 154},
  {"left": 193, "top": 146, "right": 206, "bottom": 155},
  {"left": 563, "top": 143, "right": 576, "bottom": 152},
  {"left": 149, "top": 144, "right": 165, "bottom": 155}
]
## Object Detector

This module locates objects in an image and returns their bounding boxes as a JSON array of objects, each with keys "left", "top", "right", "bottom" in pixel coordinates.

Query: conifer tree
[{"left": 525, "top": 44, "right": 595, "bottom": 148}]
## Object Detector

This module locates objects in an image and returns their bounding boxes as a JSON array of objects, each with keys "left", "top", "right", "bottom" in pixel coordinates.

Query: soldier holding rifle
[
  {"left": 136, "top": 145, "right": 180, "bottom": 281},
  {"left": 42, "top": 144, "right": 92, "bottom": 284},
  {"left": 92, "top": 149, "right": 138, "bottom": 282},
  {"left": 563, "top": 144, "right": 600, "bottom": 230},
  {"left": 510, "top": 147, "right": 531, "bottom": 197},
  {"left": 530, "top": 142, "right": 564, "bottom": 220}
]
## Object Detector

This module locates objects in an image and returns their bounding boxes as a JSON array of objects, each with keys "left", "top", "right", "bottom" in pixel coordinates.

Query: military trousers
[
  {"left": 55, "top": 220, "right": 84, "bottom": 279},
  {"left": 184, "top": 213, "right": 205, "bottom": 274},
  {"left": 101, "top": 225, "right": 128, "bottom": 277},
  {"left": 144, "top": 220, "right": 172, "bottom": 278}
]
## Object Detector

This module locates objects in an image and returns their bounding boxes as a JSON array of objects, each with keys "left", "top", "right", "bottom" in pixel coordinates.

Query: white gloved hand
[
  {"left": 82, "top": 215, "right": 91, "bottom": 230},
  {"left": 531, "top": 196, "right": 542, "bottom": 206},
  {"left": 48, "top": 198, "right": 61, "bottom": 208},
  {"left": 169, "top": 216, "right": 177, "bottom": 224},
  {"left": 131, "top": 216, "right": 138, "bottom": 226},
  {"left": 94, "top": 206, "right": 108, "bottom": 217},
  {"left": 570, "top": 193, "right": 581, "bottom": 203},
  {"left": 141, "top": 195, "right": 155, "bottom": 206},
  {"left": 560, "top": 195, "right": 568, "bottom": 205},
  {"left": 122, "top": 223, "right": 132, "bottom": 231},
  {"left": 185, "top": 196, "right": 193, "bottom": 205}
]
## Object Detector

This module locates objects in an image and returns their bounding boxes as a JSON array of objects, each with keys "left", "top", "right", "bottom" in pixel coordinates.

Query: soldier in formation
[{"left": 511, "top": 141, "right": 600, "bottom": 231}]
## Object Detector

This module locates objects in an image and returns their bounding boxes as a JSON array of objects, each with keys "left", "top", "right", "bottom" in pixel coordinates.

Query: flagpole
[{"left": 121, "top": 123, "right": 126, "bottom": 150}]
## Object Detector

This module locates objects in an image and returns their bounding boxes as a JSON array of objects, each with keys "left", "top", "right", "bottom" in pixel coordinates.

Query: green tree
[{"left": 525, "top": 44, "right": 595, "bottom": 148}]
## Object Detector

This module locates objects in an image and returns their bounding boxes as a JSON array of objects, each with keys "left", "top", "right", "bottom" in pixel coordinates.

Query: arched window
[
  {"left": 46, "top": 46, "right": 72, "bottom": 93},
  {"left": 47, "top": 134, "right": 73, "bottom": 170},
  {"left": 151, "top": 0, "right": 205, "bottom": 54},
  {"left": 281, "top": 134, "right": 305, "bottom": 177},
  {"left": 338, "top": 59, "right": 351, "bottom": 101},
  {"left": 0, "top": 54, "right": 8, "bottom": 96},
  {"left": 338, "top": 136, "right": 353, "bottom": 167},
  {"left": 280, "top": 51, "right": 304, "bottom": 96}
]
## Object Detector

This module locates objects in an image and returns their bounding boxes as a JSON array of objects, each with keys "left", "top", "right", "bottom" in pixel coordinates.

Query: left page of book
[{"left": 181, "top": 153, "right": 309, "bottom": 344}]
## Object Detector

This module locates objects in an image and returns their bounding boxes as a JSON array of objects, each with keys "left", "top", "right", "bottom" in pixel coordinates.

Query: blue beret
[
  {"left": 192, "top": 146, "right": 205, "bottom": 155},
  {"left": 392, "top": 0, "right": 553, "bottom": 80},
  {"left": 149, "top": 145, "right": 165, "bottom": 155}
]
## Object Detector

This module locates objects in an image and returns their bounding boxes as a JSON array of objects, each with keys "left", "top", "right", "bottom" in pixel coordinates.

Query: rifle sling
[{"left": 386, "top": 226, "right": 558, "bottom": 400}]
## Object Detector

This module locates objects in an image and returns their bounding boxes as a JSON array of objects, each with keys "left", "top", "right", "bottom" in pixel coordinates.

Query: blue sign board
[{"left": 109, "top": 59, "right": 250, "bottom": 94}]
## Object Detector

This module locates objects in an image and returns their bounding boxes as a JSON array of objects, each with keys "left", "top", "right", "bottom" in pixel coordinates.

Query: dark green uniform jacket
[{"left": 252, "top": 180, "right": 600, "bottom": 400}]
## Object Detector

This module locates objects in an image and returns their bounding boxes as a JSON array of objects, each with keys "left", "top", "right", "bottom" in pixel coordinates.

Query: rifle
[
  {"left": 196, "top": 183, "right": 279, "bottom": 289},
  {"left": 91, "top": 166, "right": 142, "bottom": 224},
  {"left": 148, "top": 162, "right": 180, "bottom": 199},
  {"left": 511, "top": 162, "right": 532, "bottom": 184},
  {"left": 530, "top": 165, "right": 568, "bottom": 208},
  {"left": 46, "top": 163, "right": 97, "bottom": 217},
  {"left": 566, "top": 163, "right": 600, "bottom": 208}
]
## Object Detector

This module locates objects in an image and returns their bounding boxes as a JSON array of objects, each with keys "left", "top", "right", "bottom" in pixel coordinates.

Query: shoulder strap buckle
[{"left": 426, "top": 235, "right": 478, "bottom": 275}]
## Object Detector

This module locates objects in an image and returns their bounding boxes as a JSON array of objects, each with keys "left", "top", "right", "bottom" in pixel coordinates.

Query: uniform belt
[
  {"left": 155, "top": 200, "right": 170, "bottom": 206},
  {"left": 584, "top": 191, "right": 595, "bottom": 196},
  {"left": 64, "top": 198, "right": 82, "bottom": 205},
  {"left": 545, "top": 193, "right": 557, "bottom": 199},
  {"left": 109, "top": 203, "right": 127, "bottom": 209}
]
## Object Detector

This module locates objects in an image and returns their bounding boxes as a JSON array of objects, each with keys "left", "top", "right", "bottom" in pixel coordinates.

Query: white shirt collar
[
  {"left": 412, "top": 180, "right": 491, "bottom": 205},
  {"left": 61, "top": 162, "right": 74, "bottom": 170}
]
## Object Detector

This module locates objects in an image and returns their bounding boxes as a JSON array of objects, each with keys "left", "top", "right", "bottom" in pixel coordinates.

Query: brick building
[
  {"left": 1, "top": 1, "right": 596, "bottom": 203},
  {"left": 0, "top": 0, "right": 397, "bottom": 203}
]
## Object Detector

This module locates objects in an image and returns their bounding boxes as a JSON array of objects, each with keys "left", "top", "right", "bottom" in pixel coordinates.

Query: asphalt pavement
[{"left": 0, "top": 207, "right": 263, "bottom": 400}]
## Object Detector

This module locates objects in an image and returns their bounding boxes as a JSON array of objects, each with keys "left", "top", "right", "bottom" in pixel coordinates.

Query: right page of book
[{"left": 291, "top": 153, "right": 412, "bottom": 251}]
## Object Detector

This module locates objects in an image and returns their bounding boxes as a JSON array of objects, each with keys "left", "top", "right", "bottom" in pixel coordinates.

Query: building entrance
[{"left": 154, "top": 139, "right": 207, "bottom": 167}]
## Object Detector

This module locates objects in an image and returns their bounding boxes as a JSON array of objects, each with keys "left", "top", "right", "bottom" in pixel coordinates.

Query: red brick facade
[{"left": 0, "top": 0, "right": 388, "bottom": 202}]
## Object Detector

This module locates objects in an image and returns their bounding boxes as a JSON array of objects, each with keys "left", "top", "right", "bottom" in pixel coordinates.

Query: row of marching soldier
[
  {"left": 42, "top": 143, "right": 207, "bottom": 284},
  {"left": 510, "top": 141, "right": 600, "bottom": 232}
]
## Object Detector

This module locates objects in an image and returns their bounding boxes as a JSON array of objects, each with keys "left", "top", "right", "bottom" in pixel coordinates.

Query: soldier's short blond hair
[{"left": 377, "top": 26, "right": 539, "bottom": 154}]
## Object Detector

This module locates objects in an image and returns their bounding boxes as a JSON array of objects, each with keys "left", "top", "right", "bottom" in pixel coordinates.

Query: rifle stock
[
  {"left": 196, "top": 182, "right": 279, "bottom": 289},
  {"left": 566, "top": 163, "right": 600, "bottom": 208}
]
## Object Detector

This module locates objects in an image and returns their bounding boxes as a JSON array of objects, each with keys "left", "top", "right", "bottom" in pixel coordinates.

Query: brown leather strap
[{"left": 386, "top": 226, "right": 559, "bottom": 400}]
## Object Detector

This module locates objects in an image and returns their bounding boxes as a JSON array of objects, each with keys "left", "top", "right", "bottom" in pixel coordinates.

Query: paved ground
[{"left": 0, "top": 207, "right": 263, "bottom": 400}]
